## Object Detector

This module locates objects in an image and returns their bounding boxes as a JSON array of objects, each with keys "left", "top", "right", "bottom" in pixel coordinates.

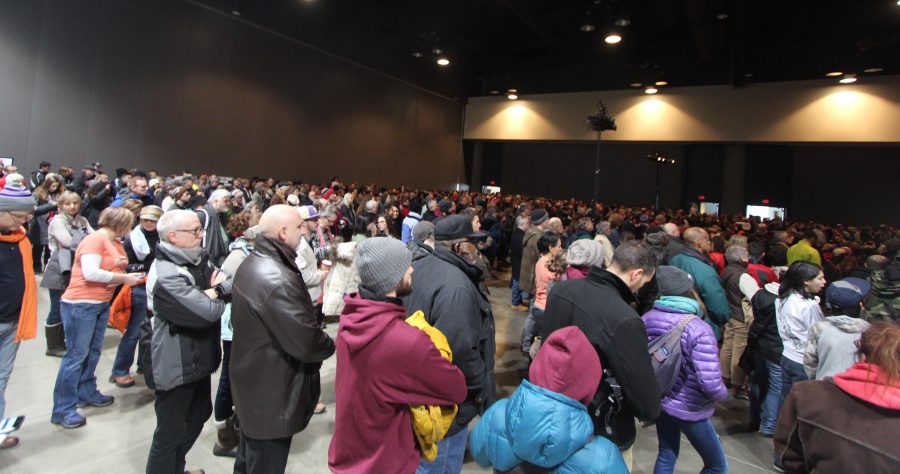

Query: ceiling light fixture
[
  {"left": 431, "top": 47, "right": 444, "bottom": 55},
  {"left": 655, "top": 80, "right": 668, "bottom": 86},
  {"left": 489, "top": 90, "right": 500, "bottom": 95},
  {"left": 507, "top": 88, "right": 518, "bottom": 93},
  {"left": 231, "top": 9, "right": 241, "bottom": 16},
  {"left": 613, "top": 16, "right": 631, "bottom": 27},
  {"left": 838, "top": 73, "right": 857, "bottom": 84},
  {"left": 507, "top": 94, "right": 518, "bottom": 100},
  {"left": 629, "top": 82, "right": 642, "bottom": 88},
  {"left": 580, "top": 23, "right": 596, "bottom": 32},
  {"left": 825, "top": 71, "right": 843, "bottom": 77},
  {"left": 644, "top": 87, "right": 658, "bottom": 94},
  {"left": 411, "top": 51, "right": 423, "bottom": 58},
  {"left": 863, "top": 67, "right": 883, "bottom": 73},
  {"left": 436, "top": 57, "right": 450, "bottom": 66},
  {"left": 604, "top": 34, "right": 622, "bottom": 44},
  {"left": 715, "top": 13, "right": 728, "bottom": 20}
]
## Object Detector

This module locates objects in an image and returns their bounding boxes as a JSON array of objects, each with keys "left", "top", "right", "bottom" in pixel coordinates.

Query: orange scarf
[{"left": 0, "top": 226, "right": 37, "bottom": 342}]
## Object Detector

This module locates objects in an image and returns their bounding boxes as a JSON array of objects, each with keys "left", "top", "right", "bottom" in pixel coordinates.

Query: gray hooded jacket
[{"left": 803, "top": 315, "right": 870, "bottom": 380}]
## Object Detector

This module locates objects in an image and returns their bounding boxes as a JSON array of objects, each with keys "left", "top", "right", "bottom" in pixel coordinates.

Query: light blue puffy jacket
[{"left": 469, "top": 380, "right": 628, "bottom": 474}]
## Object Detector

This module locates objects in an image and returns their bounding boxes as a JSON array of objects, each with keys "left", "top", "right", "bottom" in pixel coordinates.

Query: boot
[
  {"left": 212, "top": 415, "right": 238, "bottom": 457},
  {"left": 45, "top": 324, "right": 67, "bottom": 357}
]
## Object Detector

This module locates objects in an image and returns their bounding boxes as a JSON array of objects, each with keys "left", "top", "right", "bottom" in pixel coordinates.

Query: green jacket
[
  {"left": 866, "top": 268, "right": 900, "bottom": 323},
  {"left": 669, "top": 248, "right": 730, "bottom": 340},
  {"left": 787, "top": 240, "right": 821, "bottom": 266}
]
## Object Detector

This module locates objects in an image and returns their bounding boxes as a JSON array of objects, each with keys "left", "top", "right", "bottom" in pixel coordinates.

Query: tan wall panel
[{"left": 464, "top": 76, "right": 900, "bottom": 143}]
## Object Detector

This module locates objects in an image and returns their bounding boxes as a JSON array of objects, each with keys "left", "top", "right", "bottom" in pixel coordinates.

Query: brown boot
[
  {"left": 212, "top": 416, "right": 238, "bottom": 457},
  {"left": 45, "top": 324, "right": 67, "bottom": 357}
]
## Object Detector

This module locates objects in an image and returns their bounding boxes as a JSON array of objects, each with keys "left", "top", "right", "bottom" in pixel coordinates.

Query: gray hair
[
  {"left": 208, "top": 189, "right": 231, "bottom": 204},
  {"left": 596, "top": 221, "right": 611, "bottom": 235},
  {"left": 157, "top": 209, "right": 199, "bottom": 243},
  {"left": 365, "top": 199, "right": 378, "bottom": 213},
  {"left": 725, "top": 245, "right": 749, "bottom": 264}
]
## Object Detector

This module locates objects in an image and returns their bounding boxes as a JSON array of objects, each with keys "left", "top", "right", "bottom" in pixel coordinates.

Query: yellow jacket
[{"left": 405, "top": 311, "right": 459, "bottom": 461}]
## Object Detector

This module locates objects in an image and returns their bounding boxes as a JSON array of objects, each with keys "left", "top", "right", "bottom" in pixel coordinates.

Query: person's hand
[
  {"left": 210, "top": 270, "right": 226, "bottom": 287},
  {"left": 123, "top": 272, "right": 144, "bottom": 286}
]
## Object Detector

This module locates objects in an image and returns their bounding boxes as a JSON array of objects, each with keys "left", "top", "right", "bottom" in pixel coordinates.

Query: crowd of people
[{"left": 0, "top": 160, "right": 898, "bottom": 473}]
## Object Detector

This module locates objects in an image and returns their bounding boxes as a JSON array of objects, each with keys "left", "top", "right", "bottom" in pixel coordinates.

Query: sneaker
[
  {"left": 759, "top": 431, "right": 774, "bottom": 438},
  {"left": 76, "top": 394, "right": 115, "bottom": 408},
  {"left": 510, "top": 304, "right": 529, "bottom": 312},
  {"left": 734, "top": 388, "right": 750, "bottom": 401},
  {"left": 51, "top": 413, "right": 86, "bottom": 429},
  {"left": 313, "top": 402, "right": 327, "bottom": 415}
]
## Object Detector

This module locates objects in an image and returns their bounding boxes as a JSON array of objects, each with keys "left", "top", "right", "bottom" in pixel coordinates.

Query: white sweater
[{"left": 776, "top": 293, "right": 825, "bottom": 364}]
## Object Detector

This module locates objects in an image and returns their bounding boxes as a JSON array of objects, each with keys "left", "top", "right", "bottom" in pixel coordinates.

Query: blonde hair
[
  {"left": 57, "top": 190, "right": 83, "bottom": 208},
  {"left": 98, "top": 207, "right": 135, "bottom": 233}
]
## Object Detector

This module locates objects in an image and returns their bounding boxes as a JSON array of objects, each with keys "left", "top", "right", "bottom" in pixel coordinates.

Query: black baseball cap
[{"left": 434, "top": 214, "right": 487, "bottom": 241}]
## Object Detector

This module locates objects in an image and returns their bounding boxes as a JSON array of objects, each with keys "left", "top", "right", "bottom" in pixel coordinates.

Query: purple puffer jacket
[{"left": 642, "top": 305, "right": 727, "bottom": 421}]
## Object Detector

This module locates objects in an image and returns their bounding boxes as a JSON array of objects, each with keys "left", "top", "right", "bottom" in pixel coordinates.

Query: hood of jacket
[
  {"left": 833, "top": 362, "right": 900, "bottom": 410},
  {"left": 333, "top": 241, "right": 357, "bottom": 264},
  {"left": 765, "top": 281, "right": 780, "bottom": 295},
  {"left": 156, "top": 241, "right": 204, "bottom": 266},
  {"left": 529, "top": 326, "right": 601, "bottom": 405},
  {"left": 339, "top": 292, "right": 407, "bottom": 353},
  {"left": 228, "top": 237, "right": 253, "bottom": 255},
  {"left": 824, "top": 315, "right": 870, "bottom": 334}
]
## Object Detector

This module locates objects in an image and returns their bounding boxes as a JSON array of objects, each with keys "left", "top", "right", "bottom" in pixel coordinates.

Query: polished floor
[{"left": 1, "top": 273, "right": 778, "bottom": 473}]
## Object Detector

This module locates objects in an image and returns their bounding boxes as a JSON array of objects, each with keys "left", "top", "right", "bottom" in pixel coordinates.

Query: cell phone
[{"left": 0, "top": 415, "right": 25, "bottom": 434}]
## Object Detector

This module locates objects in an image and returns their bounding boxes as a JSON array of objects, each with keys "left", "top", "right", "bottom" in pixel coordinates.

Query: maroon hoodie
[{"left": 328, "top": 293, "right": 467, "bottom": 474}]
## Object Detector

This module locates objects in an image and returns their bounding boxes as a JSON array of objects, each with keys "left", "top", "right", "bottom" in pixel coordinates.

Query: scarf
[
  {"left": 129, "top": 225, "right": 151, "bottom": 261},
  {"left": 0, "top": 227, "right": 37, "bottom": 342},
  {"left": 653, "top": 295, "right": 702, "bottom": 316}
]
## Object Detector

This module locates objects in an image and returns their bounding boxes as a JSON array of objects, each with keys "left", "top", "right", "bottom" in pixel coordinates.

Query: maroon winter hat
[{"left": 529, "top": 326, "right": 602, "bottom": 405}]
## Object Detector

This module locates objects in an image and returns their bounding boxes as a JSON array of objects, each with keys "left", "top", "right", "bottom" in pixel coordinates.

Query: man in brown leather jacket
[{"left": 230, "top": 205, "right": 335, "bottom": 473}]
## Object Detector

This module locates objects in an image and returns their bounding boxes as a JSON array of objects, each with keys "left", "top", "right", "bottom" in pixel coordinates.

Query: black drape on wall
[{"left": 0, "top": 0, "right": 464, "bottom": 188}]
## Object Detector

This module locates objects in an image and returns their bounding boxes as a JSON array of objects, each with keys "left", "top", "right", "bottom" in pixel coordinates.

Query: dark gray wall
[
  {"left": 791, "top": 146, "right": 900, "bottom": 226},
  {"left": 469, "top": 141, "right": 899, "bottom": 225},
  {"left": 475, "top": 141, "right": 685, "bottom": 208},
  {"left": 0, "top": 0, "right": 464, "bottom": 187}
]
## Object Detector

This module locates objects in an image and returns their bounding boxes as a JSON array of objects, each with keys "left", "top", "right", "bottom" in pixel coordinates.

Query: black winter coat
[
  {"left": 230, "top": 237, "right": 336, "bottom": 440},
  {"left": 405, "top": 246, "right": 497, "bottom": 436},
  {"left": 510, "top": 228, "right": 525, "bottom": 279},
  {"left": 748, "top": 285, "right": 782, "bottom": 364},
  {"left": 539, "top": 267, "right": 662, "bottom": 448}
]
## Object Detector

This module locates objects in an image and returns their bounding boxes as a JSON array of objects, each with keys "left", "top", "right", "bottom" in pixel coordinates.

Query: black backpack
[{"left": 648, "top": 315, "right": 695, "bottom": 395}]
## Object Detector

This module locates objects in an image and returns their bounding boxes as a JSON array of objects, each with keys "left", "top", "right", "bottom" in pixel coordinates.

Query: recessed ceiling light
[
  {"left": 614, "top": 17, "right": 631, "bottom": 27},
  {"left": 839, "top": 74, "right": 857, "bottom": 84},
  {"left": 629, "top": 82, "right": 642, "bottom": 88},
  {"left": 436, "top": 58, "right": 450, "bottom": 66},
  {"left": 604, "top": 34, "right": 622, "bottom": 44},
  {"left": 655, "top": 81, "right": 668, "bottom": 86},
  {"left": 507, "top": 94, "right": 518, "bottom": 100},
  {"left": 231, "top": 9, "right": 241, "bottom": 16},
  {"left": 863, "top": 67, "right": 883, "bottom": 73},
  {"left": 411, "top": 51, "right": 423, "bottom": 58},
  {"left": 580, "top": 23, "right": 596, "bottom": 32},
  {"left": 644, "top": 87, "right": 658, "bottom": 94},
  {"left": 715, "top": 13, "right": 728, "bottom": 20},
  {"left": 825, "top": 71, "right": 843, "bottom": 77},
  {"left": 489, "top": 90, "right": 500, "bottom": 95},
  {"left": 431, "top": 47, "right": 444, "bottom": 55},
  {"left": 507, "top": 88, "right": 518, "bottom": 93}
]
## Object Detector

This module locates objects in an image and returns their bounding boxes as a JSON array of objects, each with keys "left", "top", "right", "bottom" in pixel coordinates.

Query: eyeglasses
[{"left": 174, "top": 227, "right": 204, "bottom": 236}]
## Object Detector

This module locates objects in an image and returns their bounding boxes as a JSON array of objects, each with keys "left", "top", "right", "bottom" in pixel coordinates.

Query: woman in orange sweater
[{"left": 50, "top": 207, "right": 144, "bottom": 429}]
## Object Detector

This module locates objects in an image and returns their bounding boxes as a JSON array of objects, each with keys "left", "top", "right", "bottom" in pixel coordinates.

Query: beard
[{"left": 395, "top": 277, "right": 413, "bottom": 297}]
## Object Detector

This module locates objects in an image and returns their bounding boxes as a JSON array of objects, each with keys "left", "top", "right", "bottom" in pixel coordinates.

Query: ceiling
[{"left": 192, "top": 0, "right": 900, "bottom": 100}]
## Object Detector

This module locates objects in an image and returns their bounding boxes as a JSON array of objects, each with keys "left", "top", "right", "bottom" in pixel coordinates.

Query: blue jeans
[
  {"left": 47, "top": 289, "right": 64, "bottom": 326},
  {"left": 510, "top": 278, "right": 529, "bottom": 306},
  {"left": 654, "top": 411, "right": 728, "bottom": 474},
  {"left": 53, "top": 301, "right": 110, "bottom": 419},
  {"left": 0, "top": 320, "right": 22, "bottom": 420},
  {"left": 779, "top": 357, "right": 807, "bottom": 405},
  {"left": 416, "top": 427, "right": 467, "bottom": 474},
  {"left": 521, "top": 305, "right": 543, "bottom": 353},
  {"left": 112, "top": 286, "right": 145, "bottom": 377},
  {"left": 751, "top": 360, "right": 783, "bottom": 435}
]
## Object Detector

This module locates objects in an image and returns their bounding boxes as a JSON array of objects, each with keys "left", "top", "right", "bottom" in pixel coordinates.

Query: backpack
[{"left": 648, "top": 315, "right": 695, "bottom": 395}]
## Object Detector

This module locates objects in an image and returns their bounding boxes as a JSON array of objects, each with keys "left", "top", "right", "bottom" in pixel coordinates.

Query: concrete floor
[{"left": 0, "top": 273, "right": 779, "bottom": 473}]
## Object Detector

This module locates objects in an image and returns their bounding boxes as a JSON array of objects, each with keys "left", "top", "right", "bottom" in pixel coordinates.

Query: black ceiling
[{"left": 191, "top": 0, "right": 900, "bottom": 100}]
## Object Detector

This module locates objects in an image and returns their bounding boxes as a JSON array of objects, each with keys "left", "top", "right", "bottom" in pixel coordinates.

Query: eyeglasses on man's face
[{"left": 174, "top": 227, "right": 204, "bottom": 237}]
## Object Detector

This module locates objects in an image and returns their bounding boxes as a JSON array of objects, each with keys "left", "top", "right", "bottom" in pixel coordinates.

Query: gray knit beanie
[
  {"left": 565, "top": 239, "right": 605, "bottom": 268},
  {"left": 0, "top": 177, "right": 36, "bottom": 212},
  {"left": 656, "top": 265, "right": 694, "bottom": 296},
  {"left": 356, "top": 237, "right": 411, "bottom": 296}
]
